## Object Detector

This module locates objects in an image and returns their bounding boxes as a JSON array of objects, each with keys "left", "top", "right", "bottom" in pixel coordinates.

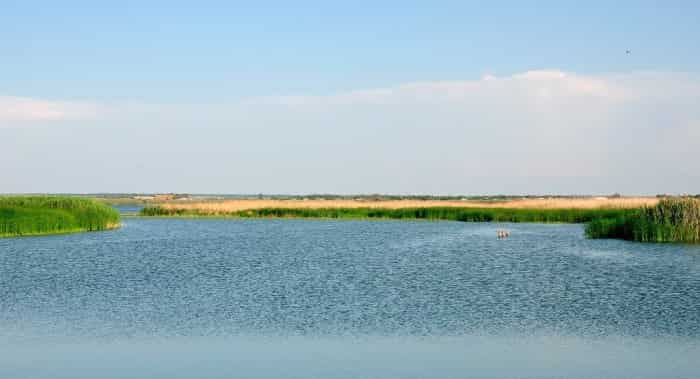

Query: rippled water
[{"left": 1, "top": 218, "right": 699, "bottom": 378}]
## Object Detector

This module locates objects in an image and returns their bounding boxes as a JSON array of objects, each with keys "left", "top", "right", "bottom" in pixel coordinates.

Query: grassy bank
[
  {"left": 141, "top": 197, "right": 658, "bottom": 212},
  {"left": 586, "top": 198, "right": 700, "bottom": 243},
  {"left": 141, "top": 205, "right": 633, "bottom": 224},
  {"left": 140, "top": 197, "right": 700, "bottom": 243},
  {"left": 0, "top": 196, "right": 120, "bottom": 238}
]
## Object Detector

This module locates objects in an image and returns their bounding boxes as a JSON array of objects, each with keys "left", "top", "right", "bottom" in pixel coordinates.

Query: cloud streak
[
  {"left": 249, "top": 70, "right": 634, "bottom": 107},
  {"left": 2, "top": 70, "right": 699, "bottom": 194},
  {"left": 5, "top": 70, "right": 697, "bottom": 122},
  {"left": 0, "top": 96, "right": 100, "bottom": 123}
]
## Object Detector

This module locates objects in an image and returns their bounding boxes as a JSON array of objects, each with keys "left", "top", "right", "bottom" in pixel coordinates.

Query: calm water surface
[{"left": 1, "top": 218, "right": 699, "bottom": 378}]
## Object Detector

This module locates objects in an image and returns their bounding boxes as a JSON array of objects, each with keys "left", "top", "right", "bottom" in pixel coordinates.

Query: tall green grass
[
  {"left": 141, "top": 205, "right": 632, "bottom": 224},
  {"left": 586, "top": 198, "right": 700, "bottom": 243},
  {"left": 0, "top": 196, "right": 120, "bottom": 238}
]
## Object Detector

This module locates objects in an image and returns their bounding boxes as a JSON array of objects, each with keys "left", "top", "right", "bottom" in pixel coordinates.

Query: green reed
[
  {"left": 586, "top": 198, "right": 700, "bottom": 243},
  {"left": 141, "top": 205, "right": 632, "bottom": 224},
  {"left": 0, "top": 196, "right": 121, "bottom": 238}
]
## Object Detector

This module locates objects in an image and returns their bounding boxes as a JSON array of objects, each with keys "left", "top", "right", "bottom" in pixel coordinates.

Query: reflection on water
[
  {"left": 3, "top": 335, "right": 699, "bottom": 379},
  {"left": 1, "top": 219, "right": 699, "bottom": 378},
  {"left": 111, "top": 204, "right": 144, "bottom": 215}
]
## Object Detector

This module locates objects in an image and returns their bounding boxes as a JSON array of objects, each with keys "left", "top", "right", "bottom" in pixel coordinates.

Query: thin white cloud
[
  {"left": 226, "top": 69, "right": 700, "bottom": 186},
  {"left": 0, "top": 96, "right": 100, "bottom": 123},
  {"left": 6, "top": 70, "right": 696, "bottom": 122},
  {"left": 2, "top": 70, "right": 699, "bottom": 193},
  {"left": 249, "top": 70, "right": 633, "bottom": 108}
]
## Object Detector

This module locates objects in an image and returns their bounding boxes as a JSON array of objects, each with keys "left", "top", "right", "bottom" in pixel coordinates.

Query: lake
[{"left": 1, "top": 218, "right": 699, "bottom": 378}]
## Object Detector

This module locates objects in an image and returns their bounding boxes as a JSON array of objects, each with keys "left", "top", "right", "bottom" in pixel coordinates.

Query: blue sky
[
  {"left": 1, "top": 1, "right": 699, "bottom": 194},
  {"left": 3, "top": 1, "right": 698, "bottom": 101}
]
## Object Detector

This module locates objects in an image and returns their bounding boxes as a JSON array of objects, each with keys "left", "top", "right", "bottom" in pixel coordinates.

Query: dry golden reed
[{"left": 158, "top": 197, "right": 658, "bottom": 214}]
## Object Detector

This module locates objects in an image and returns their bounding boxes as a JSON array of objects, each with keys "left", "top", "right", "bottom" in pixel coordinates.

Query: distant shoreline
[
  {"left": 138, "top": 204, "right": 636, "bottom": 225},
  {"left": 135, "top": 198, "right": 657, "bottom": 224},
  {"left": 136, "top": 197, "right": 700, "bottom": 243},
  {"left": 136, "top": 197, "right": 659, "bottom": 212}
]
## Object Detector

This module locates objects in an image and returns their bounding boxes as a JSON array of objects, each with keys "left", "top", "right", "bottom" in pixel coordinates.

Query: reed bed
[
  {"left": 152, "top": 197, "right": 657, "bottom": 213},
  {"left": 586, "top": 198, "right": 700, "bottom": 243},
  {"left": 141, "top": 205, "right": 633, "bottom": 224},
  {"left": 142, "top": 197, "right": 700, "bottom": 243},
  {"left": 0, "top": 196, "right": 120, "bottom": 238}
]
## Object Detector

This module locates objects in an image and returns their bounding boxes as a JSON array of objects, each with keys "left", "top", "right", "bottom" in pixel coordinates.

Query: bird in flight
[{"left": 626, "top": 49, "right": 631, "bottom": 54}]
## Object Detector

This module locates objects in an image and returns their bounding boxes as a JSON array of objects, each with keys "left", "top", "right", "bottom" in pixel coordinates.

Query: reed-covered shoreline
[
  {"left": 0, "top": 196, "right": 121, "bottom": 238},
  {"left": 141, "top": 197, "right": 700, "bottom": 243},
  {"left": 141, "top": 205, "right": 635, "bottom": 224},
  {"left": 139, "top": 197, "right": 658, "bottom": 211},
  {"left": 585, "top": 198, "right": 700, "bottom": 243}
]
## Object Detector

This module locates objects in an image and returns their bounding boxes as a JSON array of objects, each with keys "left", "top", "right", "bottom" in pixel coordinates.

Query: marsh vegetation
[
  {"left": 0, "top": 196, "right": 120, "bottom": 238},
  {"left": 141, "top": 205, "right": 634, "bottom": 224},
  {"left": 142, "top": 197, "right": 657, "bottom": 212},
  {"left": 586, "top": 198, "right": 700, "bottom": 243},
  {"left": 140, "top": 197, "right": 700, "bottom": 243}
]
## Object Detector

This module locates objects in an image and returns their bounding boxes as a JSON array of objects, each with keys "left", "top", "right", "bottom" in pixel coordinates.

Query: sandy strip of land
[{"left": 157, "top": 197, "right": 659, "bottom": 213}]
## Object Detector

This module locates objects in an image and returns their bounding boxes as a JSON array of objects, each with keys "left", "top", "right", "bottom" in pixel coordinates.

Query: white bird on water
[{"left": 497, "top": 229, "right": 510, "bottom": 239}]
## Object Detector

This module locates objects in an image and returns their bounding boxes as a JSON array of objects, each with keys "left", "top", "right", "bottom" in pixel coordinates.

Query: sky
[{"left": 1, "top": 1, "right": 699, "bottom": 195}]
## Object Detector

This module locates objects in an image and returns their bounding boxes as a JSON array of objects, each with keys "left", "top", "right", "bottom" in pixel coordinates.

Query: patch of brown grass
[{"left": 159, "top": 197, "right": 659, "bottom": 213}]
